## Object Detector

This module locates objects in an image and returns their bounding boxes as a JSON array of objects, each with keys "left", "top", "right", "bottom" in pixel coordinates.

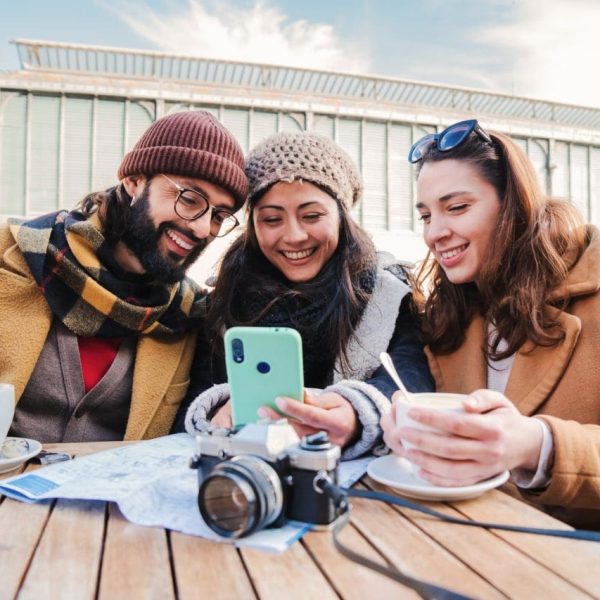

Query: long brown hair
[
  {"left": 207, "top": 185, "right": 377, "bottom": 373},
  {"left": 78, "top": 182, "right": 136, "bottom": 245},
  {"left": 414, "top": 130, "right": 588, "bottom": 360}
]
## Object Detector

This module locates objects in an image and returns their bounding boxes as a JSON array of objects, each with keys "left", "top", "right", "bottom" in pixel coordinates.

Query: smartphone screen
[{"left": 224, "top": 326, "right": 304, "bottom": 426}]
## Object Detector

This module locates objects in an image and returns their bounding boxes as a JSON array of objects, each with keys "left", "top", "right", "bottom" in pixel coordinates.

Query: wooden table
[{"left": 1, "top": 442, "right": 599, "bottom": 600}]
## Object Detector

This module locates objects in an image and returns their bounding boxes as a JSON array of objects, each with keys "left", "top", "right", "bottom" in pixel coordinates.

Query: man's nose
[{"left": 188, "top": 209, "right": 213, "bottom": 239}]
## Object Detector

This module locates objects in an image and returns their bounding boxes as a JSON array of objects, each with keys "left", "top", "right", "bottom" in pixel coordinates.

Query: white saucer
[
  {"left": 367, "top": 454, "right": 509, "bottom": 502},
  {"left": 0, "top": 437, "right": 42, "bottom": 474}
]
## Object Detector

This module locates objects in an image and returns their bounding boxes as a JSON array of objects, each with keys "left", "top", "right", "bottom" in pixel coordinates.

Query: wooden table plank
[
  {"left": 451, "top": 489, "right": 600, "bottom": 597},
  {"left": 241, "top": 540, "right": 339, "bottom": 600},
  {"left": 17, "top": 499, "right": 106, "bottom": 600},
  {"left": 302, "top": 525, "right": 420, "bottom": 599},
  {"left": 347, "top": 485, "right": 506, "bottom": 599},
  {"left": 171, "top": 533, "right": 257, "bottom": 600},
  {"left": 0, "top": 496, "right": 53, "bottom": 600},
  {"left": 365, "top": 479, "right": 595, "bottom": 599},
  {"left": 98, "top": 504, "right": 175, "bottom": 600}
]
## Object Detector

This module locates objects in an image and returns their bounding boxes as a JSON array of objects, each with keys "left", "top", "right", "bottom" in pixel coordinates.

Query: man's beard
[{"left": 120, "top": 185, "right": 208, "bottom": 284}]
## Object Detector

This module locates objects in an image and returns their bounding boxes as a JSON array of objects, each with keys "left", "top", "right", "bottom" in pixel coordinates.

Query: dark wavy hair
[
  {"left": 413, "top": 130, "right": 588, "bottom": 360},
  {"left": 78, "top": 182, "right": 138, "bottom": 244},
  {"left": 207, "top": 184, "right": 377, "bottom": 373}
]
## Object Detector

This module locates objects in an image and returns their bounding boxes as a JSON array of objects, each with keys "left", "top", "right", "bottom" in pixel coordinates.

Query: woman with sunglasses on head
[
  {"left": 381, "top": 119, "right": 600, "bottom": 527},
  {"left": 179, "top": 131, "right": 434, "bottom": 459}
]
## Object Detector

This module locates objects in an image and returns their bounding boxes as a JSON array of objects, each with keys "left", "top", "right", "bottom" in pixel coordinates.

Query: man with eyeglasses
[{"left": 1, "top": 110, "right": 248, "bottom": 443}]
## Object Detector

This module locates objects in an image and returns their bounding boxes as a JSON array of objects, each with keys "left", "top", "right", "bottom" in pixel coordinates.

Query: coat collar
[{"left": 428, "top": 310, "right": 581, "bottom": 416}]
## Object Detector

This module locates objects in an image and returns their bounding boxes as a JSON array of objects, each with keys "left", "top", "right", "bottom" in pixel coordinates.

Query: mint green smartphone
[{"left": 224, "top": 326, "right": 304, "bottom": 427}]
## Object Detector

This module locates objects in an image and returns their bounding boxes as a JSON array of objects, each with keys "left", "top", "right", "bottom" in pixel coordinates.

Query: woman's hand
[
  {"left": 210, "top": 401, "right": 232, "bottom": 428},
  {"left": 382, "top": 389, "right": 544, "bottom": 486},
  {"left": 258, "top": 390, "right": 359, "bottom": 448}
]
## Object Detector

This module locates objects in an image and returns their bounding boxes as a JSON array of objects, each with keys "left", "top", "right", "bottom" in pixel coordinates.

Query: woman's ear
[{"left": 121, "top": 175, "right": 147, "bottom": 200}]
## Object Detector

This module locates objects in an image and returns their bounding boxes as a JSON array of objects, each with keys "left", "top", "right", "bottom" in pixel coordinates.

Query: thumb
[
  {"left": 465, "top": 389, "right": 513, "bottom": 413},
  {"left": 303, "top": 389, "right": 318, "bottom": 406}
]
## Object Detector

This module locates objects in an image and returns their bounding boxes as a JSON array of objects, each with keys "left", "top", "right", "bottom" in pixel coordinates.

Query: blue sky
[{"left": 1, "top": 0, "right": 599, "bottom": 108}]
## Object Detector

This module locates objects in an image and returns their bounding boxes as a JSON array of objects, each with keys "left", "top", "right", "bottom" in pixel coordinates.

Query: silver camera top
[{"left": 194, "top": 418, "right": 340, "bottom": 471}]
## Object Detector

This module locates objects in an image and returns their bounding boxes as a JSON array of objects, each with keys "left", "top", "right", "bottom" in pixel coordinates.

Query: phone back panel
[{"left": 224, "top": 327, "right": 304, "bottom": 426}]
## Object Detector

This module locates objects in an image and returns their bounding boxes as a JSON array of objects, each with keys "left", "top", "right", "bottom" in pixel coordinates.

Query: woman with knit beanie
[{"left": 181, "top": 131, "right": 433, "bottom": 459}]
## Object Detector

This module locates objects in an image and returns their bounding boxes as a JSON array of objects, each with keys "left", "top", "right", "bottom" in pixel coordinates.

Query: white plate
[
  {"left": 0, "top": 437, "right": 42, "bottom": 474},
  {"left": 367, "top": 454, "right": 509, "bottom": 502}
]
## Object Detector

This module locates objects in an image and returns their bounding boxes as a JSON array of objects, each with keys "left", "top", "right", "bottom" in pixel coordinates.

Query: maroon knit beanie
[{"left": 118, "top": 111, "right": 248, "bottom": 209}]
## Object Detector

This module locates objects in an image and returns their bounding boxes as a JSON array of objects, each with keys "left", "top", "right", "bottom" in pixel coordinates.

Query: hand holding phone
[{"left": 225, "top": 326, "right": 304, "bottom": 426}]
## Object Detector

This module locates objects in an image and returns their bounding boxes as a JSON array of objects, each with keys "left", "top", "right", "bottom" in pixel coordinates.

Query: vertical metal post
[
  {"left": 90, "top": 97, "right": 97, "bottom": 190},
  {"left": 58, "top": 94, "right": 65, "bottom": 209},
  {"left": 24, "top": 93, "right": 31, "bottom": 216}
]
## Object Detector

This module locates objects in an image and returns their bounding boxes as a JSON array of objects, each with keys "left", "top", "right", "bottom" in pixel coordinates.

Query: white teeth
[
  {"left": 440, "top": 245, "right": 468, "bottom": 259},
  {"left": 166, "top": 229, "right": 194, "bottom": 250},
  {"left": 282, "top": 248, "right": 315, "bottom": 260}
]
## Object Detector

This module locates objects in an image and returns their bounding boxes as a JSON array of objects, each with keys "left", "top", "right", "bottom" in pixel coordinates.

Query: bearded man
[{"left": 0, "top": 111, "right": 247, "bottom": 442}]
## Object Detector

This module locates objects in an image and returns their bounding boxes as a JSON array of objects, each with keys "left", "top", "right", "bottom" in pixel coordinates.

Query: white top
[{"left": 486, "top": 333, "right": 553, "bottom": 489}]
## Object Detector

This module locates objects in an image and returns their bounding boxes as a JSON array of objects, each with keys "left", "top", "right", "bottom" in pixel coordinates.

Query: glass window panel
[
  {"left": 222, "top": 108, "right": 249, "bottom": 152},
  {"left": 590, "top": 147, "right": 600, "bottom": 226},
  {"left": 94, "top": 99, "right": 125, "bottom": 190},
  {"left": 312, "top": 114, "right": 334, "bottom": 139},
  {"left": 571, "top": 145, "right": 589, "bottom": 220},
  {"left": 528, "top": 139, "right": 549, "bottom": 194},
  {"left": 279, "top": 113, "right": 305, "bottom": 133},
  {"left": 388, "top": 124, "right": 413, "bottom": 232},
  {"left": 0, "top": 94, "right": 27, "bottom": 216},
  {"left": 250, "top": 110, "right": 277, "bottom": 147},
  {"left": 362, "top": 121, "right": 387, "bottom": 231},
  {"left": 125, "top": 102, "right": 153, "bottom": 152},
  {"left": 29, "top": 95, "right": 60, "bottom": 214},
  {"left": 63, "top": 97, "right": 93, "bottom": 209},
  {"left": 551, "top": 141, "right": 570, "bottom": 199}
]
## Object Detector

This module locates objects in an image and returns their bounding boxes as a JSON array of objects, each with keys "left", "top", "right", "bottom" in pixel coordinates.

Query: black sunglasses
[{"left": 408, "top": 119, "right": 493, "bottom": 163}]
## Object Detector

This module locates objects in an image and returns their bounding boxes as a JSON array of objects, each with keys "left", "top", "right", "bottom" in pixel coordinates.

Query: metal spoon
[{"left": 379, "top": 352, "right": 411, "bottom": 401}]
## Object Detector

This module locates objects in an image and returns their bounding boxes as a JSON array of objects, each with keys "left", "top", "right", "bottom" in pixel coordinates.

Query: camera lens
[
  {"left": 231, "top": 338, "right": 244, "bottom": 363},
  {"left": 199, "top": 455, "right": 283, "bottom": 538}
]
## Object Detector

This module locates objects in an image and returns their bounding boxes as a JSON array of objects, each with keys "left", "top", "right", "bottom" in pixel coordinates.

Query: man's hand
[{"left": 258, "top": 390, "right": 359, "bottom": 448}]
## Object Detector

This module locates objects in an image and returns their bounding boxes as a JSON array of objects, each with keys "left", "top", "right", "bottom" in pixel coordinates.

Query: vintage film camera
[{"left": 190, "top": 419, "right": 342, "bottom": 538}]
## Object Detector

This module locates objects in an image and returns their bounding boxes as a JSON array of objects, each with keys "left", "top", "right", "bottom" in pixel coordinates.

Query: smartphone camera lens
[{"left": 232, "top": 338, "right": 244, "bottom": 363}]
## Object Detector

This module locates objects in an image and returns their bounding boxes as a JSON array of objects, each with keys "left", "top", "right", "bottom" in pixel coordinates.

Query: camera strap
[
  {"left": 320, "top": 481, "right": 600, "bottom": 600},
  {"left": 341, "top": 486, "right": 600, "bottom": 542}
]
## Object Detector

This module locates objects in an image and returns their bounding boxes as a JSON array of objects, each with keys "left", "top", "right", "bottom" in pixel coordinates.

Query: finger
[
  {"left": 399, "top": 427, "right": 488, "bottom": 461},
  {"left": 406, "top": 449, "right": 486, "bottom": 485},
  {"left": 257, "top": 405, "right": 281, "bottom": 420},
  {"left": 275, "top": 397, "right": 337, "bottom": 430},
  {"left": 212, "top": 404, "right": 232, "bottom": 427},
  {"left": 405, "top": 408, "right": 500, "bottom": 441},
  {"left": 464, "top": 389, "right": 513, "bottom": 414}
]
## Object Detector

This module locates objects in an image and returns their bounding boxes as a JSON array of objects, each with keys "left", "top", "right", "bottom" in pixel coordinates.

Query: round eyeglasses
[
  {"left": 162, "top": 174, "right": 239, "bottom": 237},
  {"left": 408, "top": 119, "right": 493, "bottom": 164}
]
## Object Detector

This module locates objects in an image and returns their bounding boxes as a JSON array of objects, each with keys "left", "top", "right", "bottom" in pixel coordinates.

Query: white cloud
[
  {"left": 104, "top": 0, "right": 370, "bottom": 74},
  {"left": 476, "top": 0, "right": 600, "bottom": 107}
]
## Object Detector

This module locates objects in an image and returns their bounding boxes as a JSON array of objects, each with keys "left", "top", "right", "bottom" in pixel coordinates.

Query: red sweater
[{"left": 77, "top": 337, "right": 124, "bottom": 393}]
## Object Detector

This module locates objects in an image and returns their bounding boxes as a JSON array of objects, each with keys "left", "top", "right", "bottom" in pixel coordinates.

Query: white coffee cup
[
  {"left": 395, "top": 392, "right": 469, "bottom": 481},
  {"left": 0, "top": 383, "right": 16, "bottom": 446}
]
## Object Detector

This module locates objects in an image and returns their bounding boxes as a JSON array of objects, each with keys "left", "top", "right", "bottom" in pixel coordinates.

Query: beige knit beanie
[{"left": 245, "top": 131, "right": 363, "bottom": 210}]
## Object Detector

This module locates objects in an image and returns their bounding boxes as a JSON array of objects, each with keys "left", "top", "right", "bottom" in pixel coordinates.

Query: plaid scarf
[{"left": 9, "top": 210, "right": 207, "bottom": 337}]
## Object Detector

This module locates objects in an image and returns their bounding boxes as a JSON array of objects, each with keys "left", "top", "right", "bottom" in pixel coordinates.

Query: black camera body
[{"left": 190, "top": 420, "right": 341, "bottom": 538}]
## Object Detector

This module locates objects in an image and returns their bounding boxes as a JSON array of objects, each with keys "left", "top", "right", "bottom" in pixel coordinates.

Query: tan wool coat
[
  {"left": 0, "top": 225, "right": 196, "bottom": 440},
  {"left": 426, "top": 227, "right": 600, "bottom": 529}
]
